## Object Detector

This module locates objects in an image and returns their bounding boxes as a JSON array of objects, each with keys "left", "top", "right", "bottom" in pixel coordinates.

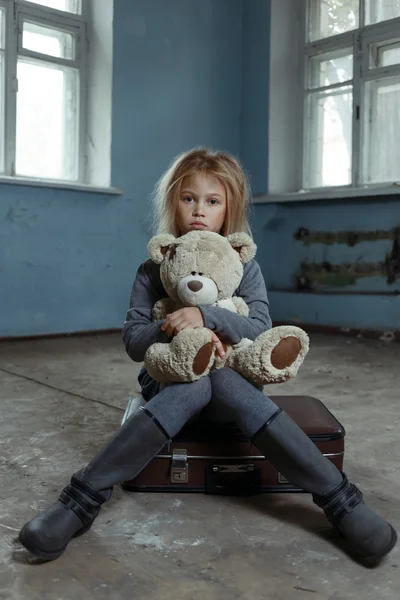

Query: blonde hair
[{"left": 152, "top": 148, "right": 252, "bottom": 237}]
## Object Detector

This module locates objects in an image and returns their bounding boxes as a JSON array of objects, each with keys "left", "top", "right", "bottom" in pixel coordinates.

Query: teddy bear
[{"left": 144, "top": 230, "right": 309, "bottom": 385}]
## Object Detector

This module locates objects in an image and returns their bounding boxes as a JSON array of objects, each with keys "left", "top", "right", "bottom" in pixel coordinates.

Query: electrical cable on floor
[{"left": 0, "top": 367, "right": 125, "bottom": 413}]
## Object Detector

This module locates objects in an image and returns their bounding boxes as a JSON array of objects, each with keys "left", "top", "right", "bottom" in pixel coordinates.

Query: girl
[{"left": 19, "top": 148, "right": 396, "bottom": 565}]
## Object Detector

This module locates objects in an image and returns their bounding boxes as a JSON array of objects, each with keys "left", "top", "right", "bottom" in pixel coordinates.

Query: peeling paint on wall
[
  {"left": 294, "top": 226, "right": 399, "bottom": 247},
  {"left": 297, "top": 261, "right": 385, "bottom": 289},
  {"left": 294, "top": 226, "right": 400, "bottom": 290},
  {"left": 385, "top": 227, "right": 400, "bottom": 284}
]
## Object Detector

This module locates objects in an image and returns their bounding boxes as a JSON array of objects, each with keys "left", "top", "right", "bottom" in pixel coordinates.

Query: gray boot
[
  {"left": 251, "top": 409, "right": 397, "bottom": 564},
  {"left": 19, "top": 407, "right": 170, "bottom": 561}
]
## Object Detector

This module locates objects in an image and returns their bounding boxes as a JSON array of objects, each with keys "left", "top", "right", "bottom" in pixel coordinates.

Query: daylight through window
[
  {"left": 0, "top": 0, "right": 85, "bottom": 181},
  {"left": 305, "top": 0, "right": 400, "bottom": 188}
]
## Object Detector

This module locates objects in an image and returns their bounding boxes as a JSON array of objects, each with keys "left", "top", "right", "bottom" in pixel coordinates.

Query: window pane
[
  {"left": 370, "top": 39, "right": 400, "bottom": 68},
  {"left": 363, "top": 77, "right": 400, "bottom": 184},
  {"left": 308, "top": 49, "right": 353, "bottom": 88},
  {"left": 0, "top": 52, "right": 4, "bottom": 172},
  {"left": 25, "top": 0, "right": 81, "bottom": 14},
  {"left": 308, "top": 0, "right": 359, "bottom": 41},
  {"left": 306, "top": 86, "right": 353, "bottom": 187},
  {"left": 366, "top": 0, "right": 400, "bottom": 24},
  {"left": 23, "top": 21, "right": 75, "bottom": 60},
  {"left": 16, "top": 59, "right": 79, "bottom": 180},
  {"left": 0, "top": 8, "right": 4, "bottom": 49}
]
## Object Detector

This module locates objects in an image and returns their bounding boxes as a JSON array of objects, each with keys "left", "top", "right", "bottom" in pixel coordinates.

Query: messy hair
[{"left": 152, "top": 148, "right": 252, "bottom": 237}]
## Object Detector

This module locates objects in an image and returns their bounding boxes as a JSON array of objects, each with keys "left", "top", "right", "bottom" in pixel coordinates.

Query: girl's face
[{"left": 176, "top": 172, "right": 227, "bottom": 236}]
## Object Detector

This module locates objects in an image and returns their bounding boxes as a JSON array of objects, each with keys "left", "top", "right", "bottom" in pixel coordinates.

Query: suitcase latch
[
  {"left": 212, "top": 464, "right": 255, "bottom": 474},
  {"left": 171, "top": 449, "right": 188, "bottom": 483}
]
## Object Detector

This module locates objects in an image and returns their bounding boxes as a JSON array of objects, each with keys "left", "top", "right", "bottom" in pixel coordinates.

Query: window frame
[
  {"left": 0, "top": 0, "right": 87, "bottom": 183},
  {"left": 302, "top": 0, "right": 400, "bottom": 192}
]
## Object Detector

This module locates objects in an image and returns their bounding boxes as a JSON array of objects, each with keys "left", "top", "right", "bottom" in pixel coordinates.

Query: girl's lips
[{"left": 190, "top": 222, "right": 207, "bottom": 229}]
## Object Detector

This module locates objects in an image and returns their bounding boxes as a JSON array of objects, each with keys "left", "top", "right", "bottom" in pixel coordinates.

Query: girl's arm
[
  {"left": 122, "top": 261, "right": 169, "bottom": 362},
  {"left": 198, "top": 260, "right": 272, "bottom": 345}
]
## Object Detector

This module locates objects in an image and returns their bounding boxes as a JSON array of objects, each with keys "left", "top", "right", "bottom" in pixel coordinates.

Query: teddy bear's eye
[
  {"left": 198, "top": 272, "right": 203, "bottom": 276},
  {"left": 191, "top": 271, "right": 196, "bottom": 276}
]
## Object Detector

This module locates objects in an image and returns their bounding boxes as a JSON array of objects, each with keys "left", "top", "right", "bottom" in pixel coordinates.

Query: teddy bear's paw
[
  {"left": 262, "top": 326, "right": 310, "bottom": 382},
  {"left": 270, "top": 333, "right": 303, "bottom": 370},
  {"left": 144, "top": 328, "right": 215, "bottom": 384},
  {"left": 175, "top": 328, "right": 216, "bottom": 378},
  {"left": 231, "top": 326, "right": 310, "bottom": 385}
]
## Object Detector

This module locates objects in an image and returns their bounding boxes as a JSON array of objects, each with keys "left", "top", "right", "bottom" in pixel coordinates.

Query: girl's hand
[
  {"left": 161, "top": 307, "right": 204, "bottom": 336},
  {"left": 209, "top": 331, "right": 226, "bottom": 359},
  {"left": 161, "top": 308, "right": 226, "bottom": 358}
]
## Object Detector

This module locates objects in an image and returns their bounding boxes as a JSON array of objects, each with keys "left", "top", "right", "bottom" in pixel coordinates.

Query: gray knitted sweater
[{"left": 122, "top": 259, "right": 272, "bottom": 399}]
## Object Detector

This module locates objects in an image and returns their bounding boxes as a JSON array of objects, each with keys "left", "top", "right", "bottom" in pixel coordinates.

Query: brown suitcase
[{"left": 121, "top": 395, "right": 345, "bottom": 494}]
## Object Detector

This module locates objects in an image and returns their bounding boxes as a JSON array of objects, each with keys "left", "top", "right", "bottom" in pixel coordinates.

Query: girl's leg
[
  {"left": 19, "top": 377, "right": 212, "bottom": 561},
  {"left": 210, "top": 368, "right": 397, "bottom": 564}
]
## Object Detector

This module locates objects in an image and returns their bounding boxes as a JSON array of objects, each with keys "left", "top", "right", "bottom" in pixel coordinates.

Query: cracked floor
[{"left": 0, "top": 332, "right": 399, "bottom": 600}]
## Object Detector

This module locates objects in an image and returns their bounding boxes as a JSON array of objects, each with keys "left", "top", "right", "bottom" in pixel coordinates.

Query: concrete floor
[{"left": 0, "top": 332, "right": 399, "bottom": 600}]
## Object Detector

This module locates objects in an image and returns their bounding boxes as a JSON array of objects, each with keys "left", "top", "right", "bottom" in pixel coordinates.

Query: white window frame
[
  {"left": 303, "top": 0, "right": 400, "bottom": 192},
  {"left": 0, "top": 0, "right": 87, "bottom": 182},
  {"left": 264, "top": 0, "right": 400, "bottom": 203}
]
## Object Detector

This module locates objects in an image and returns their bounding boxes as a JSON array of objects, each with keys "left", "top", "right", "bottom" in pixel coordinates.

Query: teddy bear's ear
[
  {"left": 147, "top": 234, "right": 177, "bottom": 264},
  {"left": 227, "top": 232, "right": 257, "bottom": 263}
]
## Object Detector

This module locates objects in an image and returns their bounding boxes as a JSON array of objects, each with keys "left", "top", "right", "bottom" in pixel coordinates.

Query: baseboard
[
  {"left": 1, "top": 324, "right": 398, "bottom": 343},
  {"left": 274, "top": 322, "right": 400, "bottom": 342},
  {"left": 0, "top": 328, "right": 121, "bottom": 342}
]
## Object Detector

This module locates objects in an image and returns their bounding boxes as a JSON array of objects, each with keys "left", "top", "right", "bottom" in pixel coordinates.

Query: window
[
  {"left": 304, "top": 0, "right": 400, "bottom": 189},
  {"left": 0, "top": 0, "right": 87, "bottom": 182}
]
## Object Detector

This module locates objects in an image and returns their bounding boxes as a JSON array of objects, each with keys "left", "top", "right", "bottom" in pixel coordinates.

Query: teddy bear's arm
[
  {"left": 152, "top": 297, "right": 177, "bottom": 321},
  {"left": 231, "top": 296, "right": 250, "bottom": 317},
  {"left": 214, "top": 298, "right": 237, "bottom": 312}
]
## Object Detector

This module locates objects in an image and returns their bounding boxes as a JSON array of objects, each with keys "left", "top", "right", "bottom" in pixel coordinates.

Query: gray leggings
[{"left": 144, "top": 367, "right": 280, "bottom": 439}]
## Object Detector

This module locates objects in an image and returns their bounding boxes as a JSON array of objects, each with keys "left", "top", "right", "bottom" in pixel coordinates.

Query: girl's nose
[{"left": 193, "top": 202, "right": 205, "bottom": 216}]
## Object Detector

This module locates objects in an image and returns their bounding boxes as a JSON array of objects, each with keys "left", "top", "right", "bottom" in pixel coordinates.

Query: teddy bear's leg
[
  {"left": 226, "top": 326, "right": 310, "bottom": 386},
  {"left": 144, "top": 328, "right": 216, "bottom": 384}
]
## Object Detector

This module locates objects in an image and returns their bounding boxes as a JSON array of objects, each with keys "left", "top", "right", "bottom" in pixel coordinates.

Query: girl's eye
[
  {"left": 183, "top": 196, "right": 194, "bottom": 203},
  {"left": 209, "top": 199, "right": 219, "bottom": 206}
]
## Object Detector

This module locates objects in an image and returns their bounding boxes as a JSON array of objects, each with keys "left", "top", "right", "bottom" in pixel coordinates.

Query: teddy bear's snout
[
  {"left": 177, "top": 275, "right": 218, "bottom": 306},
  {"left": 187, "top": 280, "right": 203, "bottom": 292}
]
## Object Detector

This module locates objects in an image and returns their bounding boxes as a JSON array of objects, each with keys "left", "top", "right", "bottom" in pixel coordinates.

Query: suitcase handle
[{"left": 205, "top": 464, "right": 262, "bottom": 496}]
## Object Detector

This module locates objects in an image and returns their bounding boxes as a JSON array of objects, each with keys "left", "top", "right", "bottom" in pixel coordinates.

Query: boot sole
[
  {"left": 18, "top": 522, "right": 92, "bottom": 562},
  {"left": 361, "top": 525, "right": 398, "bottom": 566}
]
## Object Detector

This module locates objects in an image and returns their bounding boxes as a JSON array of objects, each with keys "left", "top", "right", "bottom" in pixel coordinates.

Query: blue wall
[
  {"left": 240, "top": 1, "right": 400, "bottom": 333},
  {"left": 3, "top": 0, "right": 397, "bottom": 336},
  {"left": 0, "top": 186, "right": 138, "bottom": 336},
  {"left": 0, "top": 0, "right": 243, "bottom": 337},
  {"left": 251, "top": 200, "right": 400, "bottom": 332},
  {"left": 241, "top": 0, "right": 270, "bottom": 196}
]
